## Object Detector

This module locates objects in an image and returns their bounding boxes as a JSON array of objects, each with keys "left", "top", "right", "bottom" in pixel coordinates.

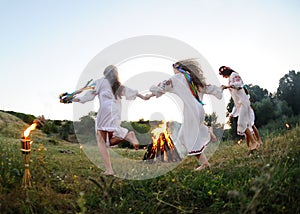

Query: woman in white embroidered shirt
[
  {"left": 74, "top": 65, "right": 149, "bottom": 175},
  {"left": 148, "top": 59, "right": 223, "bottom": 171},
  {"left": 219, "top": 66, "right": 259, "bottom": 152}
]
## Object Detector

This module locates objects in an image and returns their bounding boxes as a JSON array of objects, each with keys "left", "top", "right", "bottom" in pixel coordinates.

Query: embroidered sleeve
[
  {"left": 150, "top": 79, "right": 173, "bottom": 98},
  {"left": 229, "top": 72, "right": 244, "bottom": 88}
]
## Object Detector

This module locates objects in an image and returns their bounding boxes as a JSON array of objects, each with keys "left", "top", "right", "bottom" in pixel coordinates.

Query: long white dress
[
  {"left": 78, "top": 77, "right": 138, "bottom": 139},
  {"left": 150, "top": 73, "right": 222, "bottom": 156},
  {"left": 230, "top": 104, "right": 255, "bottom": 126},
  {"left": 228, "top": 72, "right": 253, "bottom": 135}
]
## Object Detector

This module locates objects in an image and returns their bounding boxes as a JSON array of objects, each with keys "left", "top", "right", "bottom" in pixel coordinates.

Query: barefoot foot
[
  {"left": 194, "top": 163, "right": 211, "bottom": 171},
  {"left": 102, "top": 171, "right": 114, "bottom": 176}
]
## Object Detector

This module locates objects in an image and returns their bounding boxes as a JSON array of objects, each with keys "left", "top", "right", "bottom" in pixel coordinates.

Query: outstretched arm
[
  {"left": 222, "top": 85, "right": 242, "bottom": 90},
  {"left": 122, "top": 86, "right": 154, "bottom": 101},
  {"left": 137, "top": 93, "right": 155, "bottom": 100},
  {"left": 72, "top": 90, "right": 97, "bottom": 103},
  {"left": 149, "top": 78, "right": 173, "bottom": 98}
]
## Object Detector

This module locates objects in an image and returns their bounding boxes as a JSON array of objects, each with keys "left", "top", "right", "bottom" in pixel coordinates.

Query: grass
[{"left": 0, "top": 113, "right": 299, "bottom": 213}]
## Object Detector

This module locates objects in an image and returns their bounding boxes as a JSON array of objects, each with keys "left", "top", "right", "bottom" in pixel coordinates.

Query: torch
[{"left": 21, "top": 116, "right": 45, "bottom": 188}]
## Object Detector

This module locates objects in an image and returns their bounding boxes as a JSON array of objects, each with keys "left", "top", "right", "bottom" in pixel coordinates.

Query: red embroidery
[
  {"left": 188, "top": 145, "right": 206, "bottom": 155},
  {"left": 232, "top": 76, "right": 241, "bottom": 83},
  {"left": 161, "top": 79, "right": 173, "bottom": 89},
  {"left": 166, "top": 79, "right": 172, "bottom": 86}
]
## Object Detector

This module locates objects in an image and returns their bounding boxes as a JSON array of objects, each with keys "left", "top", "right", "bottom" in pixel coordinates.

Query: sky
[{"left": 0, "top": 0, "right": 299, "bottom": 122}]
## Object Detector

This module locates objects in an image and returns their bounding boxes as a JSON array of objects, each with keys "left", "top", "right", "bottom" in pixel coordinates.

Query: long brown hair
[
  {"left": 103, "top": 65, "right": 124, "bottom": 99},
  {"left": 173, "top": 59, "right": 206, "bottom": 90}
]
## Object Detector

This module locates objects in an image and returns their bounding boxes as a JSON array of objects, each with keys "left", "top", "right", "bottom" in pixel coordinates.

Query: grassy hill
[
  {"left": 0, "top": 111, "right": 30, "bottom": 139},
  {"left": 0, "top": 111, "right": 70, "bottom": 145},
  {"left": 0, "top": 111, "right": 299, "bottom": 213}
]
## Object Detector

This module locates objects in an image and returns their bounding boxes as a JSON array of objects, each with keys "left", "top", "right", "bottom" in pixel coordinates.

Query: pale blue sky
[{"left": 0, "top": 0, "right": 299, "bottom": 120}]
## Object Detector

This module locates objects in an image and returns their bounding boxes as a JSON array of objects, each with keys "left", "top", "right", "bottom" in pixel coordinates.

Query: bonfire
[{"left": 143, "top": 122, "right": 181, "bottom": 163}]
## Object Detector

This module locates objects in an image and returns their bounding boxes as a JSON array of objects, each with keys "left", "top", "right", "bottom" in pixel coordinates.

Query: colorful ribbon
[{"left": 177, "top": 67, "right": 204, "bottom": 105}]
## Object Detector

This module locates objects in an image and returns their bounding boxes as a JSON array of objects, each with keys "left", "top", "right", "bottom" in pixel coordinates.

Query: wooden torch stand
[{"left": 21, "top": 138, "right": 32, "bottom": 188}]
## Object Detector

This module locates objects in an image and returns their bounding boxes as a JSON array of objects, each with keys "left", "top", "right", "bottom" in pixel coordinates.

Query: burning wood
[{"left": 143, "top": 122, "right": 181, "bottom": 163}]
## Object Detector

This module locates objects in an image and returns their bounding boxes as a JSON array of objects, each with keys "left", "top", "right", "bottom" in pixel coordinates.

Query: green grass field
[{"left": 0, "top": 112, "right": 299, "bottom": 213}]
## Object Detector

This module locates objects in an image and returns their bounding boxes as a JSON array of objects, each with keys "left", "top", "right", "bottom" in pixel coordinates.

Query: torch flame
[
  {"left": 23, "top": 123, "right": 37, "bottom": 138},
  {"left": 285, "top": 123, "right": 290, "bottom": 129}
]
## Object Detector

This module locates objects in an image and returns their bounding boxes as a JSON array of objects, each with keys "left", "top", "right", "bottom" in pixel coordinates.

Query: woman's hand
[
  {"left": 222, "top": 85, "right": 242, "bottom": 90},
  {"left": 221, "top": 85, "right": 229, "bottom": 90},
  {"left": 137, "top": 93, "right": 154, "bottom": 100},
  {"left": 144, "top": 93, "right": 155, "bottom": 100},
  {"left": 72, "top": 98, "right": 80, "bottom": 102},
  {"left": 147, "top": 93, "right": 155, "bottom": 99}
]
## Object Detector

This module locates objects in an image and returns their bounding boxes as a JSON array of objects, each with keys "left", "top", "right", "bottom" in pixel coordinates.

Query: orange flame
[
  {"left": 151, "top": 122, "right": 167, "bottom": 140},
  {"left": 23, "top": 123, "right": 37, "bottom": 138},
  {"left": 285, "top": 123, "right": 290, "bottom": 129},
  {"left": 151, "top": 121, "right": 174, "bottom": 150}
]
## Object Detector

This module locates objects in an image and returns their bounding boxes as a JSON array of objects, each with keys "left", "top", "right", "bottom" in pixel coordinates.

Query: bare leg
[
  {"left": 124, "top": 131, "right": 140, "bottom": 150},
  {"left": 245, "top": 128, "right": 258, "bottom": 151},
  {"left": 109, "top": 137, "right": 126, "bottom": 146},
  {"left": 253, "top": 125, "right": 262, "bottom": 146},
  {"left": 209, "top": 127, "right": 217, "bottom": 142},
  {"left": 108, "top": 131, "right": 139, "bottom": 149},
  {"left": 244, "top": 135, "right": 250, "bottom": 148},
  {"left": 96, "top": 130, "right": 114, "bottom": 175},
  {"left": 194, "top": 153, "right": 210, "bottom": 171}
]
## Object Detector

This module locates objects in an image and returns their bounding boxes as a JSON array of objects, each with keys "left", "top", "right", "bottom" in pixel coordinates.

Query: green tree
[
  {"left": 41, "top": 120, "right": 59, "bottom": 134},
  {"left": 276, "top": 70, "right": 300, "bottom": 115},
  {"left": 205, "top": 112, "right": 218, "bottom": 126},
  {"left": 252, "top": 98, "right": 275, "bottom": 127},
  {"left": 272, "top": 99, "right": 293, "bottom": 119},
  {"left": 59, "top": 120, "right": 75, "bottom": 141},
  {"left": 75, "top": 115, "right": 95, "bottom": 134},
  {"left": 246, "top": 84, "right": 269, "bottom": 103}
]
